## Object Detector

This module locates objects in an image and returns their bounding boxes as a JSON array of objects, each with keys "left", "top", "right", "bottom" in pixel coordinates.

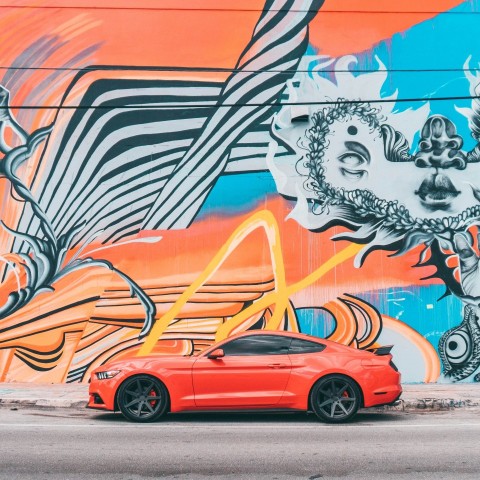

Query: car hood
[{"left": 93, "top": 354, "right": 197, "bottom": 373}]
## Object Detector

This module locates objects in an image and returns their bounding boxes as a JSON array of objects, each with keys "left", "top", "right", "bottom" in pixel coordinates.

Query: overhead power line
[
  {"left": 0, "top": 5, "right": 476, "bottom": 14},
  {"left": 0, "top": 66, "right": 480, "bottom": 74},
  {"left": 6, "top": 95, "right": 480, "bottom": 110}
]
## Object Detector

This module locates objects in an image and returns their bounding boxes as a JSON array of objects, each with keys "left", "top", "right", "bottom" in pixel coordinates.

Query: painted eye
[
  {"left": 445, "top": 330, "right": 472, "bottom": 365},
  {"left": 339, "top": 168, "right": 367, "bottom": 181},
  {"left": 338, "top": 152, "right": 367, "bottom": 167},
  {"left": 337, "top": 153, "right": 368, "bottom": 181}
]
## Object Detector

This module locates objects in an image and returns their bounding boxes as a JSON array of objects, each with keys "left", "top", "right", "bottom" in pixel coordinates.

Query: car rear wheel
[
  {"left": 117, "top": 375, "right": 168, "bottom": 422},
  {"left": 310, "top": 375, "right": 361, "bottom": 423}
]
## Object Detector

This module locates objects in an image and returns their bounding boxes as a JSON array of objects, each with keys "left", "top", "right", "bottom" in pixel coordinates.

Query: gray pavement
[
  {"left": 1, "top": 407, "right": 480, "bottom": 479},
  {"left": 1, "top": 382, "right": 480, "bottom": 411}
]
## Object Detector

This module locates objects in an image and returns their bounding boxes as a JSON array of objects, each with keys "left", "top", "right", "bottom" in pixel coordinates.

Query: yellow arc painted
[{"left": 138, "top": 210, "right": 362, "bottom": 356}]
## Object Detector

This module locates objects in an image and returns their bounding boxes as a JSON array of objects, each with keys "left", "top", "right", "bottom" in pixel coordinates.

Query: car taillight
[{"left": 389, "top": 360, "right": 398, "bottom": 372}]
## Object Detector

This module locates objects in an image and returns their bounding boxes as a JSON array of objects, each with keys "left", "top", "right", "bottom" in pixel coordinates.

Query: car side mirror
[{"left": 208, "top": 348, "right": 225, "bottom": 359}]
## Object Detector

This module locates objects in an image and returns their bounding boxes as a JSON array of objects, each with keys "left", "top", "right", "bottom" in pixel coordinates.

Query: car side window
[
  {"left": 221, "top": 335, "right": 292, "bottom": 356},
  {"left": 289, "top": 338, "right": 326, "bottom": 354}
]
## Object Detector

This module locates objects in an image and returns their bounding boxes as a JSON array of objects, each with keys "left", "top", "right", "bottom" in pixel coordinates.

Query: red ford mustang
[{"left": 88, "top": 330, "right": 401, "bottom": 423}]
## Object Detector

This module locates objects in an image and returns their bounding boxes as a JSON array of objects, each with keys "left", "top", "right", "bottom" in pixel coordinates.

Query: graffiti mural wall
[{"left": 0, "top": 0, "right": 478, "bottom": 383}]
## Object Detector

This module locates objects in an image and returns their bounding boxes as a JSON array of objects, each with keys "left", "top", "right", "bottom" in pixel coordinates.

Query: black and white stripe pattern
[
  {"left": 13, "top": 0, "right": 323, "bottom": 250},
  {"left": 142, "top": 0, "right": 324, "bottom": 230},
  {"left": 13, "top": 79, "right": 294, "bottom": 251},
  {"left": 21, "top": 80, "right": 220, "bottom": 248}
]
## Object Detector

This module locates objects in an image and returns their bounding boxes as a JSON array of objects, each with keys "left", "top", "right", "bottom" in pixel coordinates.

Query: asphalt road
[{"left": 1, "top": 407, "right": 479, "bottom": 480}]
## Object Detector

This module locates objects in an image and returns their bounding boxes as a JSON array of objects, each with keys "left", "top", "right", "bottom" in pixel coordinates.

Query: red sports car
[{"left": 88, "top": 330, "right": 401, "bottom": 423}]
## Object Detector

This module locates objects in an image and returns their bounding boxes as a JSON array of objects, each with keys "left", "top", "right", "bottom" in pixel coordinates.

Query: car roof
[
  {"left": 216, "top": 329, "right": 360, "bottom": 353},
  {"left": 222, "top": 330, "right": 324, "bottom": 343}
]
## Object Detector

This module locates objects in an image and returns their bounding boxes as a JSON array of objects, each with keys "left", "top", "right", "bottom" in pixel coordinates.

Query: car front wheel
[
  {"left": 117, "top": 375, "right": 168, "bottom": 422},
  {"left": 310, "top": 375, "right": 361, "bottom": 423}
]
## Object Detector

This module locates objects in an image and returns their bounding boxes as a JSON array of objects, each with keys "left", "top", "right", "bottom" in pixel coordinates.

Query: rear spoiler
[{"left": 366, "top": 345, "right": 393, "bottom": 356}]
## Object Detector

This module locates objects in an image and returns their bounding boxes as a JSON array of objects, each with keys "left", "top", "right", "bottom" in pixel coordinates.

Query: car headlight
[{"left": 96, "top": 370, "right": 121, "bottom": 380}]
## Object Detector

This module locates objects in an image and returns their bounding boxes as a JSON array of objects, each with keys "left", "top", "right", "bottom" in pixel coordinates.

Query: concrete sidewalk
[
  {"left": 0, "top": 383, "right": 88, "bottom": 409},
  {"left": 0, "top": 382, "right": 480, "bottom": 411}
]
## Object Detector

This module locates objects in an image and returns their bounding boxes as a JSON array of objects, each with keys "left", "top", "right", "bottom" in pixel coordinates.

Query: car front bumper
[{"left": 87, "top": 374, "right": 125, "bottom": 411}]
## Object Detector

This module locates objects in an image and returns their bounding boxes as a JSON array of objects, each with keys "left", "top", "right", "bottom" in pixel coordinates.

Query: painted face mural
[
  {"left": 269, "top": 56, "right": 480, "bottom": 381},
  {"left": 270, "top": 57, "right": 480, "bottom": 255},
  {"left": 0, "top": 0, "right": 478, "bottom": 384}
]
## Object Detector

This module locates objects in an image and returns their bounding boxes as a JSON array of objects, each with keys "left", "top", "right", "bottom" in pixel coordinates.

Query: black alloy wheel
[
  {"left": 117, "top": 375, "right": 168, "bottom": 422},
  {"left": 310, "top": 375, "right": 361, "bottom": 423}
]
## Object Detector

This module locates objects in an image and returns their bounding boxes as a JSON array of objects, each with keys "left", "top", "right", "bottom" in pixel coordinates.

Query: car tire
[
  {"left": 117, "top": 375, "right": 169, "bottom": 422},
  {"left": 310, "top": 375, "right": 361, "bottom": 423}
]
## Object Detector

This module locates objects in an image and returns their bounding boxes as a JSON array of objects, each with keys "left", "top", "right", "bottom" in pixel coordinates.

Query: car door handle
[{"left": 268, "top": 363, "right": 287, "bottom": 369}]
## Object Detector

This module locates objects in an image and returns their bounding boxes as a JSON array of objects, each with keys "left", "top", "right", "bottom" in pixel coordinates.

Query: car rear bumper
[
  {"left": 361, "top": 361, "right": 402, "bottom": 408},
  {"left": 372, "top": 390, "right": 403, "bottom": 408},
  {"left": 364, "top": 383, "right": 402, "bottom": 408}
]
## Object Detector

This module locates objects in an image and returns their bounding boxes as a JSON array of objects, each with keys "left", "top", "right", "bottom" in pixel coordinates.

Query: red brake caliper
[{"left": 149, "top": 389, "right": 157, "bottom": 407}]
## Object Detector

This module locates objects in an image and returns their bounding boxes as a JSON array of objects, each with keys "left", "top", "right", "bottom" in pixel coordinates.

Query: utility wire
[
  {"left": 0, "top": 5, "right": 476, "bottom": 14},
  {"left": 0, "top": 66, "right": 479, "bottom": 73},
  {"left": 6, "top": 95, "right": 480, "bottom": 110}
]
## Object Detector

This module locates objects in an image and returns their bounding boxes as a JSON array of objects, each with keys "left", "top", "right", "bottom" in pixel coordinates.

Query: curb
[
  {"left": 380, "top": 398, "right": 480, "bottom": 412},
  {"left": 0, "top": 399, "right": 87, "bottom": 409},
  {"left": 1, "top": 398, "right": 479, "bottom": 412},
  {"left": 1, "top": 384, "right": 480, "bottom": 412}
]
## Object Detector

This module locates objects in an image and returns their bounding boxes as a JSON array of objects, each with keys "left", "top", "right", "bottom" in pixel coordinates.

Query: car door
[{"left": 192, "top": 334, "right": 292, "bottom": 407}]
